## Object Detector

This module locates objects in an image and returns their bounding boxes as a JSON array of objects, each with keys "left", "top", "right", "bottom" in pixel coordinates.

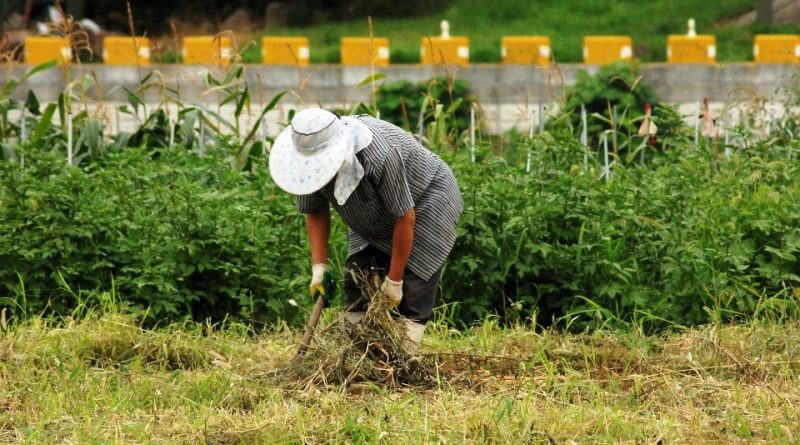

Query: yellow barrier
[
  {"left": 341, "top": 37, "right": 389, "bottom": 66},
  {"left": 262, "top": 37, "right": 309, "bottom": 66},
  {"left": 754, "top": 35, "right": 799, "bottom": 63},
  {"left": 421, "top": 36, "right": 469, "bottom": 66},
  {"left": 182, "top": 36, "right": 233, "bottom": 66},
  {"left": 667, "top": 35, "right": 716, "bottom": 64},
  {"left": 103, "top": 36, "right": 150, "bottom": 65},
  {"left": 583, "top": 36, "right": 632, "bottom": 64},
  {"left": 24, "top": 36, "right": 71, "bottom": 65},
  {"left": 502, "top": 36, "right": 550, "bottom": 65},
  {"left": 26, "top": 33, "right": 800, "bottom": 66}
]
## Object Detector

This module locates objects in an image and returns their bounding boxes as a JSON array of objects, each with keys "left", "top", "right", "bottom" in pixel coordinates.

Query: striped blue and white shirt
[{"left": 296, "top": 115, "right": 463, "bottom": 280}]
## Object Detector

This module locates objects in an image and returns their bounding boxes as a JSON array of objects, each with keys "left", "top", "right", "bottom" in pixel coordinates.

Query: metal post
[{"left": 115, "top": 107, "right": 121, "bottom": 135}]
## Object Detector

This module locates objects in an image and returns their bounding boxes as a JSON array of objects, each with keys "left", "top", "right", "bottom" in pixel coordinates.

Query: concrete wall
[{"left": 5, "top": 63, "right": 799, "bottom": 132}]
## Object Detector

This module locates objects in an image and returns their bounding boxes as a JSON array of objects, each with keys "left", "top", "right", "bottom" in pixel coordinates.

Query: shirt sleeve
[
  {"left": 378, "top": 147, "right": 415, "bottom": 218},
  {"left": 296, "top": 192, "right": 328, "bottom": 214}
]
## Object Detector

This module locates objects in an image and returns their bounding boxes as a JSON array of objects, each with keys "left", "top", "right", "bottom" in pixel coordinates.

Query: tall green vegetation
[
  {"left": 448, "top": 136, "right": 800, "bottom": 329},
  {"left": 2, "top": 62, "right": 800, "bottom": 331},
  {"left": 0, "top": 149, "right": 314, "bottom": 325}
]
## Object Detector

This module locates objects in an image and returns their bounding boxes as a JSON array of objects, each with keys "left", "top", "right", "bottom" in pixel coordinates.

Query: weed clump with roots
[{"left": 274, "top": 272, "right": 441, "bottom": 391}]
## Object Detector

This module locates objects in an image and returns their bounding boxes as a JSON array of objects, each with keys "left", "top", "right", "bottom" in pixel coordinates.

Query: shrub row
[
  {"left": 0, "top": 149, "right": 321, "bottom": 326},
  {"left": 2, "top": 135, "right": 800, "bottom": 330},
  {"left": 449, "top": 136, "right": 800, "bottom": 329}
]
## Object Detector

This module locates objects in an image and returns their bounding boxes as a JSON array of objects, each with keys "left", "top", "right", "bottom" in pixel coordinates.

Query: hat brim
[
  {"left": 268, "top": 125, "right": 352, "bottom": 195},
  {"left": 342, "top": 116, "right": 373, "bottom": 152}
]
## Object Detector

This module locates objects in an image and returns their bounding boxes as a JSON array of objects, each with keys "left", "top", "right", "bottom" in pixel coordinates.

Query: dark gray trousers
[{"left": 343, "top": 245, "right": 441, "bottom": 324}]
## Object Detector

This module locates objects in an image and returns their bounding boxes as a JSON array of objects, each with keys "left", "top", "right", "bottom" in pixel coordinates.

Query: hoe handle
[{"left": 296, "top": 294, "right": 325, "bottom": 358}]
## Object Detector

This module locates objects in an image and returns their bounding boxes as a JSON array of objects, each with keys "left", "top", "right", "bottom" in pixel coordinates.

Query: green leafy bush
[
  {"left": 442, "top": 134, "right": 800, "bottom": 330},
  {"left": 0, "top": 149, "right": 351, "bottom": 326},
  {"left": 553, "top": 62, "right": 687, "bottom": 152},
  {"left": 376, "top": 76, "right": 474, "bottom": 133}
]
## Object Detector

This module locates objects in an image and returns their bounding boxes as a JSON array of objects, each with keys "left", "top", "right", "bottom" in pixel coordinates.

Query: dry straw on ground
[{"left": 272, "top": 272, "right": 443, "bottom": 391}]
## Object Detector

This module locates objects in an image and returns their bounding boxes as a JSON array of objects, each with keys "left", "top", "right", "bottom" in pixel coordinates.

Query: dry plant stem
[
  {"left": 126, "top": 0, "right": 146, "bottom": 99},
  {"left": 368, "top": 16, "right": 377, "bottom": 115}
]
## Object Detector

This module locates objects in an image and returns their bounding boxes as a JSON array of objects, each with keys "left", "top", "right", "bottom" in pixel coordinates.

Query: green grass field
[
  {"left": 244, "top": 0, "right": 800, "bottom": 64},
  {"left": 1, "top": 304, "right": 798, "bottom": 444}
]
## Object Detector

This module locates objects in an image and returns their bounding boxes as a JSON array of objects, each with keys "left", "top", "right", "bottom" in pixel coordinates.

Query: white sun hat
[{"left": 269, "top": 108, "right": 373, "bottom": 202}]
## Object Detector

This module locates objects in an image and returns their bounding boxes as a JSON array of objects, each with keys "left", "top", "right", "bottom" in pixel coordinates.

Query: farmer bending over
[{"left": 269, "top": 108, "right": 463, "bottom": 349}]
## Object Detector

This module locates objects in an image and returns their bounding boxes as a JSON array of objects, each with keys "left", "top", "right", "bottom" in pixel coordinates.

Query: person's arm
[
  {"left": 306, "top": 207, "right": 331, "bottom": 265},
  {"left": 388, "top": 208, "right": 416, "bottom": 281}
]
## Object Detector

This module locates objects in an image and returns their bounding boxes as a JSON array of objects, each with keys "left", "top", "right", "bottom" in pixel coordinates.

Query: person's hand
[
  {"left": 380, "top": 277, "right": 403, "bottom": 308},
  {"left": 309, "top": 263, "right": 328, "bottom": 298}
]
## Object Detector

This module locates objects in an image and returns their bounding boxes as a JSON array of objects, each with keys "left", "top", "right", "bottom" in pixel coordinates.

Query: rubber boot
[
  {"left": 403, "top": 320, "right": 426, "bottom": 354},
  {"left": 345, "top": 311, "right": 364, "bottom": 324}
]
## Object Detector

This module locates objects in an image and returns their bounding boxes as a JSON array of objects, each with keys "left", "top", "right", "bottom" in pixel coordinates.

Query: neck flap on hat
[{"left": 332, "top": 117, "right": 373, "bottom": 205}]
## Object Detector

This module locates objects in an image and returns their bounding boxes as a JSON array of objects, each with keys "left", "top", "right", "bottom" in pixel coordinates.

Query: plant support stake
[
  {"left": 169, "top": 118, "right": 175, "bottom": 147},
  {"left": 470, "top": 104, "right": 476, "bottom": 163},
  {"left": 724, "top": 125, "right": 731, "bottom": 157},
  {"left": 67, "top": 109, "right": 73, "bottom": 166},
  {"left": 20, "top": 109, "right": 26, "bottom": 142},
  {"left": 694, "top": 100, "right": 700, "bottom": 148},
  {"left": 581, "top": 105, "right": 588, "bottom": 170},
  {"left": 603, "top": 131, "right": 610, "bottom": 182},
  {"left": 538, "top": 103, "right": 545, "bottom": 134},
  {"left": 20, "top": 110, "right": 26, "bottom": 169},
  {"left": 612, "top": 105, "right": 618, "bottom": 152},
  {"left": 526, "top": 108, "right": 534, "bottom": 173},
  {"left": 199, "top": 117, "right": 206, "bottom": 156}
]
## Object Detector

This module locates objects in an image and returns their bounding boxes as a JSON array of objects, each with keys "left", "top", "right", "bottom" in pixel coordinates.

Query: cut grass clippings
[{"left": 1, "top": 310, "right": 799, "bottom": 443}]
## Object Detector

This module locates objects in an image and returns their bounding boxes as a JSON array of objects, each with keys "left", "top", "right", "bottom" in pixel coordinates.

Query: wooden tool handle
[{"left": 296, "top": 294, "right": 325, "bottom": 358}]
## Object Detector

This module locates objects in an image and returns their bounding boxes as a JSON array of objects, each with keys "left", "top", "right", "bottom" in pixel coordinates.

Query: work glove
[
  {"left": 380, "top": 277, "right": 403, "bottom": 308},
  {"left": 310, "top": 263, "right": 328, "bottom": 298},
  {"left": 309, "top": 263, "right": 337, "bottom": 307}
]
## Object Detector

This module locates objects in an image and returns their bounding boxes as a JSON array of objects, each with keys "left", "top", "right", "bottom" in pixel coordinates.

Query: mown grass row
[{"left": 0, "top": 303, "right": 798, "bottom": 443}]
